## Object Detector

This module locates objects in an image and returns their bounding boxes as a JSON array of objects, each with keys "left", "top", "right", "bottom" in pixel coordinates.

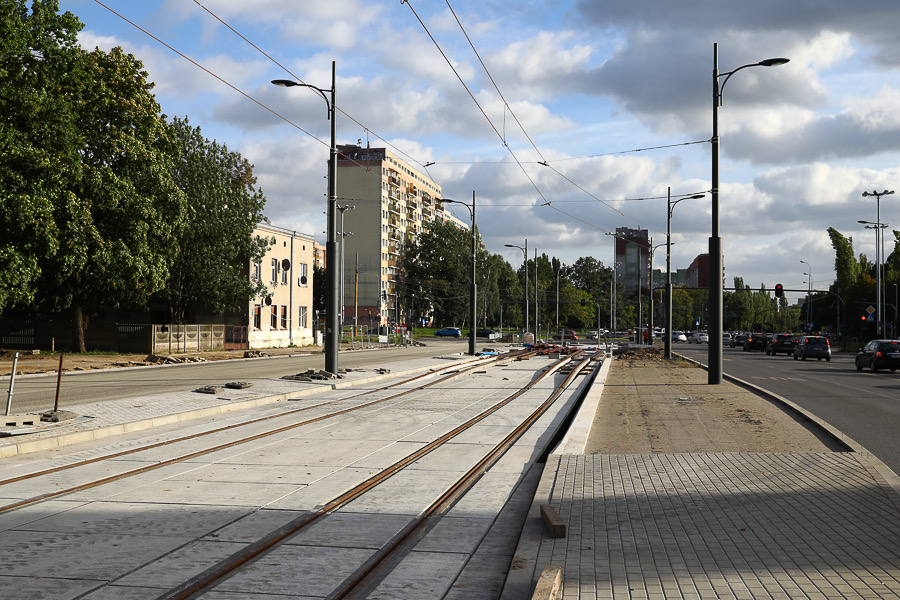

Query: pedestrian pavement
[
  {"left": 503, "top": 354, "right": 900, "bottom": 600},
  {"left": 3, "top": 348, "right": 900, "bottom": 599}
]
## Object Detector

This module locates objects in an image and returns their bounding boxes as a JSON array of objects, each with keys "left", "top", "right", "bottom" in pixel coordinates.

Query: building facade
[
  {"left": 612, "top": 227, "right": 651, "bottom": 297},
  {"left": 249, "top": 224, "right": 316, "bottom": 348},
  {"left": 333, "top": 144, "right": 462, "bottom": 327},
  {"left": 686, "top": 253, "right": 710, "bottom": 289}
]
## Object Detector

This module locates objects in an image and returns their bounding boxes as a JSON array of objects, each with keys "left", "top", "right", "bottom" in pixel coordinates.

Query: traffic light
[
  {"left": 861, "top": 314, "right": 867, "bottom": 322},
  {"left": 775, "top": 284, "right": 783, "bottom": 297}
]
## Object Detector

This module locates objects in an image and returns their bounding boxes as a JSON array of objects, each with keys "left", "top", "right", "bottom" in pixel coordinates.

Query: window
[
  {"left": 281, "top": 305, "right": 288, "bottom": 329},
  {"left": 299, "top": 263, "right": 308, "bottom": 286},
  {"left": 253, "top": 305, "right": 261, "bottom": 329},
  {"left": 270, "top": 258, "right": 278, "bottom": 283},
  {"left": 253, "top": 261, "right": 261, "bottom": 281},
  {"left": 271, "top": 305, "right": 278, "bottom": 329},
  {"left": 281, "top": 261, "right": 289, "bottom": 285},
  {"left": 299, "top": 306, "right": 308, "bottom": 328}
]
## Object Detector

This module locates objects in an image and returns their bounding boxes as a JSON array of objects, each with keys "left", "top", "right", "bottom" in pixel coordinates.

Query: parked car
[
  {"left": 688, "top": 332, "right": 709, "bottom": 344},
  {"left": 793, "top": 336, "right": 831, "bottom": 361},
  {"left": 743, "top": 333, "right": 768, "bottom": 352},
  {"left": 731, "top": 333, "right": 749, "bottom": 348},
  {"left": 474, "top": 328, "right": 496, "bottom": 338},
  {"left": 672, "top": 331, "right": 688, "bottom": 343},
  {"left": 855, "top": 339, "right": 900, "bottom": 372},
  {"left": 722, "top": 333, "right": 733, "bottom": 345},
  {"left": 434, "top": 327, "right": 461, "bottom": 338},
  {"left": 766, "top": 333, "right": 798, "bottom": 355},
  {"left": 552, "top": 330, "right": 578, "bottom": 340}
]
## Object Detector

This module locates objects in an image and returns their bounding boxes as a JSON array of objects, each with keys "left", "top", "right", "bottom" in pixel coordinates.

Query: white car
[
  {"left": 689, "top": 332, "right": 709, "bottom": 344},
  {"left": 672, "top": 331, "right": 688, "bottom": 343}
]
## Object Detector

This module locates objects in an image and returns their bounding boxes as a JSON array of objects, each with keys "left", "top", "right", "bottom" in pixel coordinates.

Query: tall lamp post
[
  {"left": 648, "top": 241, "right": 669, "bottom": 345},
  {"left": 861, "top": 189, "right": 894, "bottom": 338},
  {"left": 273, "top": 61, "right": 339, "bottom": 374},
  {"left": 666, "top": 189, "right": 706, "bottom": 359},
  {"left": 505, "top": 241, "right": 528, "bottom": 337},
  {"left": 710, "top": 44, "right": 788, "bottom": 384},
  {"left": 800, "top": 260, "right": 812, "bottom": 330},
  {"left": 442, "top": 193, "right": 477, "bottom": 355}
]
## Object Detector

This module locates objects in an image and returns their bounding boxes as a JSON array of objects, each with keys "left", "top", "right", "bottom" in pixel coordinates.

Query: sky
[{"left": 58, "top": 0, "right": 900, "bottom": 304}]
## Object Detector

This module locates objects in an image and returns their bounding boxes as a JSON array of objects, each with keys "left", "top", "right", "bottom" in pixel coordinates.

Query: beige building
[
  {"left": 249, "top": 224, "right": 316, "bottom": 348},
  {"left": 334, "top": 145, "right": 464, "bottom": 326}
]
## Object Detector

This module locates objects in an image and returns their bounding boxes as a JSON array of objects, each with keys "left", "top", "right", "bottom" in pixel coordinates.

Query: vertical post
[
  {"left": 469, "top": 191, "right": 477, "bottom": 356},
  {"left": 325, "top": 61, "right": 339, "bottom": 374},
  {"left": 665, "top": 188, "right": 673, "bottom": 359},
  {"left": 709, "top": 43, "right": 723, "bottom": 384},
  {"left": 534, "top": 248, "right": 539, "bottom": 339},
  {"left": 5, "top": 352, "right": 18, "bottom": 416},
  {"left": 54, "top": 353, "right": 64, "bottom": 413},
  {"left": 525, "top": 239, "right": 529, "bottom": 334}
]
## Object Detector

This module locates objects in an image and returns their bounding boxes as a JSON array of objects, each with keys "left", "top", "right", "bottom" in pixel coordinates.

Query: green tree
[
  {"left": 160, "top": 117, "right": 268, "bottom": 323},
  {"left": 0, "top": 0, "right": 84, "bottom": 311},
  {"left": 36, "top": 46, "right": 186, "bottom": 351}
]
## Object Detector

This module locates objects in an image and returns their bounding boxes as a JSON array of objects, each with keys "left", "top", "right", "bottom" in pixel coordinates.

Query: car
[
  {"left": 743, "top": 333, "right": 768, "bottom": 352},
  {"left": 855, "top": 339, "right": 900, "bottom": 372},
  {"left": 552, "top": 330, "right": 578, "bottom": 341},
  {"left": 475, "top": 328, "right": 496, "bottom": 338},
  {"left": 434, "top": 327, "right": 461, "bottom": 338},
  {"left": 731, "top": 333, "right": 749, "bottom": 348},
  {"left": 722, "top": 333, "right": 733, "bottom": 345},
  {"left": 766, "top": 333, "right": 798, "bottom": 355},
  {"left": 672, "top": 331, "right": 688, "bottom": 343},
  {"left": 793, "top": 336, "right": 831, "bottom": 361},
  {"left": 688, "top": 332, "right": 709, "bottom": 344}
]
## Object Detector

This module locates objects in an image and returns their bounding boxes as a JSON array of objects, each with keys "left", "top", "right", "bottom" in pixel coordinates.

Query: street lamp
[
  {"left": 800, "top": 260, "right": 812, "bottom": 330},
  {"left": 272, "top": 62, "right": 339, "bottom": 374},
  {"left": 859, "top": 218, "right": 890, "bottom": 337},
  {"left": 861, "top": 189, "right": 894, "bottom": 338},
  {"left": 710, "top": 44, "right": 789, "bottom": 384},
  {"left": 648, "top": 241, "right": 669, "bottom": 345},
  {"left": 666, "top": 188, "right": 706, "bottom": 359},
  {"left": 442, "top": 193, "right": 477, "bottom": 355},
  {"left": 337, "top": 204, "right": 354, "bottom": 335},
  {"left": 504, "top": 241, "right": 528, "bottom": 337}
]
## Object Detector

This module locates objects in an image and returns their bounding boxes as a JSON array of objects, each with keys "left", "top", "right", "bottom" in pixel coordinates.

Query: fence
[{"left": 152, "top": 324, "right": 236, "bottom": 354}]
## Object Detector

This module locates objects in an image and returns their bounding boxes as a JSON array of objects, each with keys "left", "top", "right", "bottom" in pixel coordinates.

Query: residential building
[
  {"left": 612, "top": 227, "right": 650, "bottom": 297},
  {"left": 333, "top": 144, "right": 462, "bottom": 326},
  {"left": 249, "top": 224, "right": 316, "bottom": 348},
  {"left": 686, "top": 253, "right": 710, "bottom": 289}
]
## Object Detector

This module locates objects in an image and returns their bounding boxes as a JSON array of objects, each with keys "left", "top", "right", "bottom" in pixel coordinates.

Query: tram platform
[{"left": 504, "top": 353, "right": 900, "bottom": 600}]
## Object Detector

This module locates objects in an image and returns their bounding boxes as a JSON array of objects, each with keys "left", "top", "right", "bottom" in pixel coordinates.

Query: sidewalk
[{"left": 503, "top": 353, "right": 900, "bottom": 600}]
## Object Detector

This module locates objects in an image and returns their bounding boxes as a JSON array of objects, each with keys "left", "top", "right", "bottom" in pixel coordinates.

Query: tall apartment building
[
  {"left": 612, "top": 227, "right": 651, "bottom": 297},
  {"left": 333, "top": 145, "right": 464, "bottom": 326}
]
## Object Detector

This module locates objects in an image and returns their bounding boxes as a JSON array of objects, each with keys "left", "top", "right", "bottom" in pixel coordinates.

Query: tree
[
  {"left": 160, "top": 117, "right": 269, "bottom": 323},
  {"left": 0, "top": 0, "right": 84, "bottom": 311},
  {"left": 36, "top": 46, "right": 186, "bottom": 351}
]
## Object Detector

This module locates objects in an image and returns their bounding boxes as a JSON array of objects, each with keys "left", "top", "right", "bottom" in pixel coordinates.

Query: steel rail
[
  {"left": 156, "top": 350, "right": 588, "bottom": 600},
  {"left": 0, "top": 349, "right": 538, "bottom": 514}
]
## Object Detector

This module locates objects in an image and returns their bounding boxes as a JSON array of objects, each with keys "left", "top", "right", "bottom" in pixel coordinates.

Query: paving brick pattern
[{"left": 538, "top": 453, "right": 900, "bottom": 599}]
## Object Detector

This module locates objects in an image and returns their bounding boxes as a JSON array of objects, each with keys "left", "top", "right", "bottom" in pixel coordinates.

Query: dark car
[
  {"left": 731, "top": 333, "right": 749, "bottom": 348},
  {"left": 855, "top": 339, "right": 900, "bottom": 372},
  {"left": 434, "top": 327, "right": 461, "bottom": 338},
  {"left": 552, "top": 330, "right": 578, "bottom": 341},
  {"left": 473, "top": 328, "right": 496, "bottom": 337},
  {"left": 743, "top": 333, "right": 768, "bottom": 352},
  {"left": 766, "top": 333, "right": 798, "bottom": 355},
  {"left": 793, "top": 336, "right": 831, "bottom": 361}
]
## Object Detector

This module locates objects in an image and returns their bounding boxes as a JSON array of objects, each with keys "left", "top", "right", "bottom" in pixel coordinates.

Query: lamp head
[
  {"left": 271, "top": 79, "right": 299, "bottom": 87},
  {"left": 758, "top": 58, "right": 789, "bottom": 67}
]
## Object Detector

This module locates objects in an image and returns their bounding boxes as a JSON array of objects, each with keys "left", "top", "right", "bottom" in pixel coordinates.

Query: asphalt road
[
  {"left": 676, "top": 343, "right": 900, "bottom": 474},
  {"left": 8, "top": 340, "right": 473, "bottom": 415}
]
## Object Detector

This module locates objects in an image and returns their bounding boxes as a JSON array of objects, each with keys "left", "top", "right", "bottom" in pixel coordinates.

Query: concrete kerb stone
[
  {"left": 0, "top": 358, "right": 468, "bottom": 460},
  {"left": 551, "top": 356, "right": 609, "bottom": 455},
  {"left": 674, "top": 351, "right": 900, "bottom": 508}
]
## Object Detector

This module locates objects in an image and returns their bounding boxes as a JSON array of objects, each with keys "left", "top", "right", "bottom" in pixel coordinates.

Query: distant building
[
  {"left": 686, "top": 254, "right": 710, "bottom": 289},
  {"left": 333, "top": 144, "right": 462, "bottom": 326},
  {"left": 249, "top": 224, "right": 315, "bottom": 348},
  {"left": 612, "top": 227, "right": 650, "bottom": 297}
]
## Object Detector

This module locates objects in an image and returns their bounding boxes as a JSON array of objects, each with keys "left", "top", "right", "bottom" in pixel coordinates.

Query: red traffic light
[{"left": 775, "top": 284, "right": 784, "bottom": 297}]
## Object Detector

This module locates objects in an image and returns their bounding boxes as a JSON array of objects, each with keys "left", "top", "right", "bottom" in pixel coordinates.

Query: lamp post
[
  {"left": 800, "top": 260, "right": 812, "bottom": 330},
  {"left": 442, "top": 193, "right": 477, "bottom": 355},
  {"left": 666, "top": 189, "right": 705, "bottom": 359},
  {"left": 504, "top": 241, "right": 528, "bottom": 337},
  {"left": 337, "top": 204, "right": 354, "bottom": 336},
  {"left": 710, "top": 44, "right": 788, "bottom": 384},
  {"left": 861, "top": 190, "right": 894, "bottom": 338},
  {"left": 649, "top": 241, "right": 668, "bottom": 345},
  {"left": 859, "top": 219, "right": 890, "bottom": 337},
  {"left": 272, "top": 61, "right": 339, "bottom": 374},
  {"left": 611, "top": 261, "right": 621, "bottom": 334}
]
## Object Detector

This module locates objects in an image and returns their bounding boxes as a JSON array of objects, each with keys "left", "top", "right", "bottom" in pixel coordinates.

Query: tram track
[
  {"left": 0, "top": 348, "right": 542, "bottom": 515},
  {"left": 157, "top": 349, "right": 597, "bottom": 600}
]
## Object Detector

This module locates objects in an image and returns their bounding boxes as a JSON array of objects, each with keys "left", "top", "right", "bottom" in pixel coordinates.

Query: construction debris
[
  {"left": 225, "top": 381, "right": 253, "bottom": 389},
  {"left": 281, "top": 369, "right": 343, "bottom": 382},
  {"left": 193, "top": 386, "right": 223, "bottom": 394},
  {"left": 145, "top": 354, "right": 208, "bottom": 365},
  {"left": 616, "top": 347, "right": 666, "bottom": 361}
]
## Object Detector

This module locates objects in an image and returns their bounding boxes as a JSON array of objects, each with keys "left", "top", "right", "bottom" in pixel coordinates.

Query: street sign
[{"left": 867, "top": 305, "right": 875, "bottom": 315}]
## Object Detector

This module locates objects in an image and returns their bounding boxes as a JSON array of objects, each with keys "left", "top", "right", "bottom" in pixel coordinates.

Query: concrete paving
[{"left": 503, "top": 354, "right": 900, "bottom": 600}]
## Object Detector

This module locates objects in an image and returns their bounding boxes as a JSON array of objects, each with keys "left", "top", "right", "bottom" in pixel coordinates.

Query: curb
[{"left": 674, "top": 352, "right": 900, "bottom": 507}]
